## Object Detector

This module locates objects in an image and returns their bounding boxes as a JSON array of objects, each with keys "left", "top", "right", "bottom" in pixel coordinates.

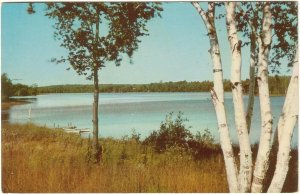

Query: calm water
[{"left": 4, "top": 92, "right": 298, "bottom": 147}]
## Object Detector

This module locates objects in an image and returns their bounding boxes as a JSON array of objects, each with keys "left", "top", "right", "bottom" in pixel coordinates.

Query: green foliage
[
  {"left": 194, "top": 128, "right": 216, "bottom": 149},
  {"left": 270, "top": 2, "right": 298, "bottom": 70},
  {"left": 42, "top": 2, "right": 162, "bottom": 79},
  {"left": 37, "top": 80, "right": 213, "bottom": 93},
  {"left": 268, "top": 75, "right": 291, "bottom": 95},
  {"left": 143, "top": 112, "right": 220, "bottom": 159},
  {"left": 144, "top": 112, "right": 193, "bottom": 152},
  {"left": 1, "top": 73, "right": 14, "bottom": 102},
  {"left": 1, "top": 73, "right": 38, "bottom": 102},
  {"left": 235, "top": 2, "right": 298, "bottom": 72},
  {"left": 13, "top": 83, "right": 38, "bottom": 96},
  {"left": 29, "top": 2, "right": 162, "bottom": 163},
  {"left": 1, "top": 74, "right": 289, "bottom": 98}
]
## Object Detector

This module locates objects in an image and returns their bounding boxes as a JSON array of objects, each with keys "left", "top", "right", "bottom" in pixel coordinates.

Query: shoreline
[
  {"left": 32, "top": 91, "right": 286, "bottom": 97},
  {"left": 1, "top": 99, "right": 31, "bottom": 110}
]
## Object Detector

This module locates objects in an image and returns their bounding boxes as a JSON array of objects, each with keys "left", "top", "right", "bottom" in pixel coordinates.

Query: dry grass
[
  {"left": 2, "top": 123, "right": 297, "bottom": 192},
  {"left": 2, "top": 123, "right": 228, "bottom": 192}
]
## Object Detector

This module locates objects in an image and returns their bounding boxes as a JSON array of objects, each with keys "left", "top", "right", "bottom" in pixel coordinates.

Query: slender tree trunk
[
  {"left": 225, "top": 3, "right": 252, "bottom": 192},
  {"left": 246, "top": 32, "right": 257, "bottom": 133},
  {"left": 192, "top": 2, "right": 239, "bottom": 192},
  {"left": 92, "top": 67, "right": 100, "bottom": 163},
  {"left": 92, "top": 11, "right": 101, "bottom": 163},
  {"left": 274, "top": 62, "right": 297, "bottom": 145},
  {"left": 251, "top": 3, "right": 273, "bottom": 192},
  {"left": 271, "top": 71, "right": 291, "bottom": 158},
  {"left": 267, "top": 49, "right": 298, "bottom": 193}
]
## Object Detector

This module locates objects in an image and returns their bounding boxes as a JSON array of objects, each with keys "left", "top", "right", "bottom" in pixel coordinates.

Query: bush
[
  {"left": 144, "top": 112, "right": 192, "bottom": 152},
  {"left": 143, "top": 112, "right": 220, "bottom": 159}
]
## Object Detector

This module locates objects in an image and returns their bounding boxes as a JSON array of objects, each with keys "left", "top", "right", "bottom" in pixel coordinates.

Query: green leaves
[
  {"left": 270, "top": 2, "right": 298, "bottom": 71},
  {"left": 42, "top": 2, "right": 162, "bottom": 79},
  {"left": 235, "top": 2, "right": 297, "bottom": 72}
]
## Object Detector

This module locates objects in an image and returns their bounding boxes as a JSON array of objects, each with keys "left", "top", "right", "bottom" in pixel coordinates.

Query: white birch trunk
[
  {"left": 267, "top": 50, "right": 298, "bottom": 193},
  {"left": 271, "top": 49, "right": 296, "bottom": 154},
  {"left": 246, "top": 32, "right": 257, "bottom": 132},
  {"left": 276, "top": 65, "right": 297, "bottom": 143},
  {"left": 251, "top": 3, "right": 273, "bottom": 192},
  {"left": 192, "top": 2, "right": 239, "bottom": 192},
  {"left": 225, "top": 3, "right": 252, "bottom": 192},
  {"left": 236, "top": 3, "right": 258, "bottom": 133}
]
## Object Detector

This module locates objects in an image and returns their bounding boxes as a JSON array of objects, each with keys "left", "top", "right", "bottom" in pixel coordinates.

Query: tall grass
[
  {"left": 2, "top": 123, "right": 297, "bottom": 192},
  {"left": 2, "top": 123, "right": 228, "bottom": 192}
]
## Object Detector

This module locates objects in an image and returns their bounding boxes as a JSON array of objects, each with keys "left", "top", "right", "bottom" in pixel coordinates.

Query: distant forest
[
  {"left": 38, "top": 75, "right": 290, "bottom": 95},
  {"left": 2, "top": 73, "right": 38, "bottom": 102},
  {"left": 1, "top": 74, "right": 292, "bottom": 101}
]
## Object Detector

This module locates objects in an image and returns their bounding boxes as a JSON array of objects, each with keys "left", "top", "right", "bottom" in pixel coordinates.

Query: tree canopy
[
  {"left": 37, "top": 2, "right": 163, "bottom": 79},
  {"left": 235, "top": 2, "right": 298, "bottom": 72}
]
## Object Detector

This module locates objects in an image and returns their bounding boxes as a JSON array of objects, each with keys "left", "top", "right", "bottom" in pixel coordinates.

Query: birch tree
[
  {"left": 267, "top": 49, "right": 298, "bottom": 193},
  {"left": 250, "top": 3, "right": 273, "bottom": 192},
  {"left": 270, "top": 2, "right": 298, "bottom": 149},
  {"left": 235, "top": 3, "right": 260, "bottom": 132},
  {"left": 225, "top": 2, "right": 252, "bottom": 192},
  {"left": 193, "top": 2, "right": 298, "bottom": 192},
  {"left": 233, "top": 2, "right": 298, "bottom": 192},
  {"left": 235, "top": 2, "right": 298, "bottom": 133},
  {"left": 191, "top": 2, "right": 239, "bottom": 192}
]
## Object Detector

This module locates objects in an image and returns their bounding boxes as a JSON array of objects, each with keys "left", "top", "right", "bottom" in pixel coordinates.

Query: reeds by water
[{"left": 2, "top": 123, "right": 297, "bottom": 192}]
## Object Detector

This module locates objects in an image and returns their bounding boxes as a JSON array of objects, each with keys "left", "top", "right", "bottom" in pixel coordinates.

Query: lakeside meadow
[{"left": 2, "top": 122, "right": 297, "bottom": 192}]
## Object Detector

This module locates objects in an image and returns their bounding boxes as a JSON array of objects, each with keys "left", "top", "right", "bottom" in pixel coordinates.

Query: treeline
[
  {"left": 38, "top": 75, "right": 291, "bottom": 95},
  {"left": 38, "top": 80, "right": 213, "bottom": 93},
  {"left": 1, "top": 73, "right": 38, "bottom": 102}
]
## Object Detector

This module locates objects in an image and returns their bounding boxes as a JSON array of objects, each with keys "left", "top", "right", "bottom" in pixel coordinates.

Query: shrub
[
  {"left": 143, "top": 112, "right": 220, "bottom": 159},
  {"left": 130, "top": 129, "right": 141, "bottom": 142},
  {"left": 144, "top": 112, "right": 193, "bottom": 152},
  {"left": 188, "top": 129, "right": 220, "bottom": 159}
]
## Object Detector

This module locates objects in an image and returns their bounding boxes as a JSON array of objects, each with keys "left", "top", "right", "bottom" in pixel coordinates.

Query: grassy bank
[{"left": 2, "top": 123, "right": 297, "bottom": 192}]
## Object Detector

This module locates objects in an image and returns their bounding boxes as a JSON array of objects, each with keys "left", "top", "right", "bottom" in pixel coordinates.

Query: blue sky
[{"left": 1, "top": 2, "right": 288, "bottom": 86}]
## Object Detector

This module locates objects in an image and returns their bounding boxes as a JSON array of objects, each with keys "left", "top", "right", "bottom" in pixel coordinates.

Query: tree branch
[{"left": 191, "top": 2, "right": 209, "bottom": 25}]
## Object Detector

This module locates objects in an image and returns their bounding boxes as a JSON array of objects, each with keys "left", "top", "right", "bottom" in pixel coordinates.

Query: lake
[{"left": 4, "top": 92, "right": 298, "bottom": 147}]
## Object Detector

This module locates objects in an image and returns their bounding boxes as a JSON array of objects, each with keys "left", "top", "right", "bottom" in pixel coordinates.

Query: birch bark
[
  {"left": 271, "top": 64, "right": 295, "bottom": 158},
  {"left": 225, "top": 2, "right": 252, "bottom": 192},
  {"left": 276, "top": 74, "right": 296, "bottom": 143},
  {"left": 236, "top": 3, "right": 258, "bottom": 133},
  {"left": 251, "top": 3, "right": 273, "bottom": 192},
  {"left": 267, "top": 50, "right": 298, "bottom": 193},
  {"left": 192, "top": 2, "right": 239, "bottom": 192},
  {"left": 246, "top": 32, "right": 257, "bottom": 132}
]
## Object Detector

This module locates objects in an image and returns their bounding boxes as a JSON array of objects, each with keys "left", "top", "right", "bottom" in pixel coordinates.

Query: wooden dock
[{"left": 63, "top": 127, "right": 91, "bottom": 134}]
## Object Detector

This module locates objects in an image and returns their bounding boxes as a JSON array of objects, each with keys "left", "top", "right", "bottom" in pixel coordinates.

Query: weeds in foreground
[
  {"left": 2, "top": 123, "right": 228, "bottom": 192},
  {"left": 2, "top": 121, "right": 298, "bottom": 192}
]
